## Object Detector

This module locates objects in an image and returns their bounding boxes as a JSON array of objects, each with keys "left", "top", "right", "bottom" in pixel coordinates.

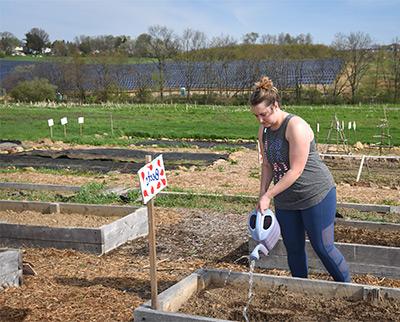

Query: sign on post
[
  {"left": 78, "top": 117, "right": 84, "bottom": 136},
  {"left": 137, "top": 154, "right": 167, "bottom": 310},
  {"left": 47, "top": 118, "right": 54, "bottom": 138},
  {"left": 138, "top": 154, "right": 167, "bottom": 204},
  {"left": 60, "top": 117, "right": 68, "bottom": 137}
]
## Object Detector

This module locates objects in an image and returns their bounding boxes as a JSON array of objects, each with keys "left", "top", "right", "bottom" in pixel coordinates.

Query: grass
[{"left": 0, "top": 103, "right": 399, "bottom": 146}]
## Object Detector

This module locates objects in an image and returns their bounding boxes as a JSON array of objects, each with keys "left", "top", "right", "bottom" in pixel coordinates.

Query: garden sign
[
  {"left": 137, "top": 154, "right": 167, "bottom": 204},
  {"left": 137, "top": 154, "right": 168, "bottom": 310}
]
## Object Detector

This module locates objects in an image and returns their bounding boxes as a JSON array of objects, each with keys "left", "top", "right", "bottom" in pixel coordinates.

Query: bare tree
[
  {"left": 332, "top": 32, "right": 373, "bottom": 103},
  {"left": 147, "top": 25, "right": 179, "bottom": 100},
  {"left": 176, "top": 28, "right": 207, "bottom": 99},
  {"left": 260, "top": 34, "right": 277, "bottom": 44},
  {"left": 388, "top": 38, "right": 400, "bottom": 102}
]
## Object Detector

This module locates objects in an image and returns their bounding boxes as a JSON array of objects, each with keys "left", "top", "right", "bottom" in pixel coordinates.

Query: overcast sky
[{"left": 1, "top": 0, "right": 399, "bottom": 45}]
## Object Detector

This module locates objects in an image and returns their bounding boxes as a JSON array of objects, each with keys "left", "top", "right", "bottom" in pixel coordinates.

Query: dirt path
[{"left": 1, "top": 148, "right": 398, "bottom": 205}]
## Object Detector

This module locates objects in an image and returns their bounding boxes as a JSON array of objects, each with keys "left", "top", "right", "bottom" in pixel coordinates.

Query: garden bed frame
[
  {"left": 0, "top": 248, "right": 22, "bottom": 289},
  {"left": 250, "top": 219, "right": 400, "bottom": 279},
  {"left": 0, "top": 200, "right": 148, "bottom": 255},
  {"left": 134, "top": 268, "right": 400, "bottom": 322}
]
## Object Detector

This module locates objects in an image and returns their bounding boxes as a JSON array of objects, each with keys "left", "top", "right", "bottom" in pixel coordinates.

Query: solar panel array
[{"left": 0, "top": 58, "right": 343, "bottom": 91}]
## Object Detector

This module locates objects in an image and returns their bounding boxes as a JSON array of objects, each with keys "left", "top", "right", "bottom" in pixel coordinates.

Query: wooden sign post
[
  {"left": 137, "top": 154, "right": 168, "bottom": 310},
  {"left": 78, "top": 117, "right": 84, "bottom": 136},
  {"left": 48, "top": 119, "right": 54, "bottom": 138},
  {"left": 60, "top": 117, "right": 68, "bottom": 138}
]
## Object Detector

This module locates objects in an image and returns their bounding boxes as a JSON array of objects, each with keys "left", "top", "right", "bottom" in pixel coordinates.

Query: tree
[
  {"left": 147, "top": 25, "right": 179, "bottom": 100},
  {"left": 133, "top": 33, "right": 152, "bottom": 57},
  {"left": 25, "top": 28, "right": 50, "bottom": 54},
  {"left": 52, "top": 40, "right": 69, "bottom": 56},
  {"left": 242, "top": 32, "right": 259, "bottom": 44},
  {"left": 176, "top": 28, "right": 207, "bottom": 99},
  {"left": 0, "top": 31, "right": 20, "bottom": 55},
  {"left": 332, "top": 32, "right": 373, "bottom": 103},
  {"left": 10, "top": 78, "right": 56, "bottom": 102},
  {"left": 75, "top": 35, "right": 92, "bottom": 55},
  {"left": 388, "top": 38, "right": 400, "bottom": 102}
]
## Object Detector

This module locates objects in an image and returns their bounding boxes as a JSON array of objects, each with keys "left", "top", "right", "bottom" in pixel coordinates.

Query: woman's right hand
[{"left": 257, "top": 193, "right": 272, "bottom": 213}]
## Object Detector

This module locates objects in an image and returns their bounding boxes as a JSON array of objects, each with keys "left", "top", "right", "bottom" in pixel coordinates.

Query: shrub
[{"left": 10, "top": 78, "right": 56, "bottom": 102}]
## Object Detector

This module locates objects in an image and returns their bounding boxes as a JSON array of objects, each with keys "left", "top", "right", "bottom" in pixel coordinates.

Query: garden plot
[
  {"left": 0, "top": 249, "right": 22, "bottom": 290},
  {"left": 0, "top": 148, "right": 228, "bottom": 173},
  {"left": 134, "top": 268, "right": 400, "bottom": 321},
  {"left": 0, "top": 200, "right": 147, "bottom": 255},
  {"left": 250, "top": 219, "right": 400, "bottom": 279}
]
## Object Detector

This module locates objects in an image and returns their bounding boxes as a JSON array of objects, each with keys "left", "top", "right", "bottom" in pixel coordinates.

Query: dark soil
[{"left": 0, "top": 149, "right": 228, "bottom": 173}]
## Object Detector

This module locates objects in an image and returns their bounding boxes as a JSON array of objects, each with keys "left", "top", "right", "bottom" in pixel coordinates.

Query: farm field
[
  {"left": 0, "top": 103, "right": 399, "bottom": 145},
  {"left": 0, "top": 103, "right": 399, "bottom": 321}
]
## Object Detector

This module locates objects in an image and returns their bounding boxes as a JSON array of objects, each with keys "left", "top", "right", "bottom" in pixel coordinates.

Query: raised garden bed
[
  {"left": 134, "top": 268, "right": 400, "bottom": 321},
  {"left": 0, "top": 200, "right": 147, "bottom": 255},
  {"left": 0, "top": 249, "right": 22, "bottom": 290},
  {"left": 250, "top": 219, "right": 400, "bottom": 279}
]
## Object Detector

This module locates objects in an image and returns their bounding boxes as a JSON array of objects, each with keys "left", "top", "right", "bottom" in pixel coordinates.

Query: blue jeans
[{"left": 275, "top": 188, "right": 351, "bottom": 282}]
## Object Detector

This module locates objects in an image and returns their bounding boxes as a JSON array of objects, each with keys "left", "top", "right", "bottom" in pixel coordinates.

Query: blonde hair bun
[{"left": 255, "top": 76, "right": 278, "bottom": 93}]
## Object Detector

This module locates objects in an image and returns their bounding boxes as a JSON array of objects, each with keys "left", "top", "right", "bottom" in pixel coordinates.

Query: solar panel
[{"left": 0, "top": 58, "right": 344, "bottom": 92}]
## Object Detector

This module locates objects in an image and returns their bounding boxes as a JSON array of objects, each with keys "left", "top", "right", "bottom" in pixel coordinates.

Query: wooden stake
[
  {"left": 146, "top": 154, "right": 159, "bottom": 310},
  {"left": 110, "top": 113, "right": 114, "bottom": 136},
  {"left": 63, "top": 125, "right": 67, "bottom": 138},
  {"left": 356, "top": 155, "right": 366, "bottom": 182},
  {"left": 50, "top": 126, "right": 53, "bottom": 139}
]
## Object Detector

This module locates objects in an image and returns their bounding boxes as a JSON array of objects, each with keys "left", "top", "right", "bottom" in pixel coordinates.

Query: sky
[{"left": 1, "top": 0, "right": 399, "bottom": 45}]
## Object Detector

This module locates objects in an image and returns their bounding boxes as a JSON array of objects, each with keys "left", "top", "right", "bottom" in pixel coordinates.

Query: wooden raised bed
[
  {"left": 134, "top": 268, "right": 400, "bottom": 322},
  {"left": 0, "top": 200, "right": 148, "bottom": 255},
  {"left": 250, "top": 219, "right": 400, "bottom": 279}
]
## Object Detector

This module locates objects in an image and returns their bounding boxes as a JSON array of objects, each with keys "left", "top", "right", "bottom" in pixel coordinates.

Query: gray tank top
[{"left": 263, "top": 114, "right": 335, "bottom": 210}]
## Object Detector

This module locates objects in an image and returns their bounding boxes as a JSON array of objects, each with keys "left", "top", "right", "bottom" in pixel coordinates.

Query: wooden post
[
  {"left": 50, "top": 126, "right": 53, "bottom": 139},
  {"left": 356, "top": 155, "right": 366, "bottom": 182},
  {"left": 110, "top": 113, "right": 114, "bottom": 136},
  {"left": 146, "top": 154, "right": 159, "bottom": 310},
  {"left": 63, "top": 125, "right": 67, "bottom": 138},
  {"left": 80, "top": 124, "right": 83, "bottom": 137}
]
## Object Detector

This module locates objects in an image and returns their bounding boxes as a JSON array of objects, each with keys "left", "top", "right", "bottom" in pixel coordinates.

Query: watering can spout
[{"left": 249, "top": 243, "right": 269, "bottom": 261}]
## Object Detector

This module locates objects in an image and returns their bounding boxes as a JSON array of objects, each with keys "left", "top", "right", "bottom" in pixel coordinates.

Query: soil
[
  {"left": 0, "top": 140, "right": 399, "bottom": 321},
  {"left": 1, "top": 207, "right": 400, "bottom": 322},
  {"left": 180, "top": 283, "right": 400, "bottom": 321},
  {"left": 0, "top": 142, "right": 399, "bottom": 205},
  {"left": 0, "top": 210, "right": 120, "bottom": 228}
]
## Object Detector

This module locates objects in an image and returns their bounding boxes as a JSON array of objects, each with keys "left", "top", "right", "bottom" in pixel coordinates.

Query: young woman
[{"left": 250, "top": 76, "right": 350, "bottom": 282}]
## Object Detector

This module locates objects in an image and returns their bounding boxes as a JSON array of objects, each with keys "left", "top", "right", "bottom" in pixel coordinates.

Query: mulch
[{"left": 0, "top": 207, "right": 399, "bottom": 321}]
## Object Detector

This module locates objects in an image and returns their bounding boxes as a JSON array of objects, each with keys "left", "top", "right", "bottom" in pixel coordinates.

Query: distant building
[{"left": 12, "top": 46, "right": 25, "bottom": 56}]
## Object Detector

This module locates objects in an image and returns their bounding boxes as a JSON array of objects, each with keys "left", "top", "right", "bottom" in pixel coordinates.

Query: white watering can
[{"left": 248, "top": 209, "right": 281, "bottom": 261}]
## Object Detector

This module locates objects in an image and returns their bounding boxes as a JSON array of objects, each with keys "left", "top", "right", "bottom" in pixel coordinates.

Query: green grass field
[{"left": 0, "top": 103, "right": 398, "bottom": 146}]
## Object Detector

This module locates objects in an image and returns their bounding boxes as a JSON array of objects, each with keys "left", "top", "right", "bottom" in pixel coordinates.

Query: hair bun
[{"left": 255, "top": 76, "right": 277, "bottom": 93}]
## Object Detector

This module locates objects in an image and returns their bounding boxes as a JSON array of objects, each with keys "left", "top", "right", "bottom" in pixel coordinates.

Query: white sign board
[
  {"left": 78, "top": 117, "right": 84, "bottom": 124},
  {"left": 137, "top": 155, "right": 167, "bottom": 204},
  {"left": 61, "top": 117, "right": 68, "bottom": 125},
  {"left": 48, "top": 119, "right": 54, "bottom": 127}
]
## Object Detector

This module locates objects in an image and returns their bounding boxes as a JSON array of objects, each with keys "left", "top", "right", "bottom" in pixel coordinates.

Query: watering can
[{"left": 248, "top": 209, "right": 281, "bottom": 261}]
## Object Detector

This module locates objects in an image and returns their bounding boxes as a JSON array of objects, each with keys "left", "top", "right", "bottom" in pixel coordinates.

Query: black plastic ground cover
[
  {"left": 19, "top": 149, "right": 229, "bottom": 162},
  {"left": 0, "top": 149, "right": 229, "bottom": 173},
  {"left": 135, "top": 139, "right": 257, "bottom": 149}
]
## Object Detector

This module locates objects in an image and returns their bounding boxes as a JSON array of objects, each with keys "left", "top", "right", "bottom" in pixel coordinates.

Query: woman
[{"left": 250, "top": 76, "right": 350, "bottom": 282}]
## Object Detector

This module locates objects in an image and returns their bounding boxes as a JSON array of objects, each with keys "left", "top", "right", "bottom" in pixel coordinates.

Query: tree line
[{"left": 1, "top": 26, "right": 400, "bottom": 104}]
